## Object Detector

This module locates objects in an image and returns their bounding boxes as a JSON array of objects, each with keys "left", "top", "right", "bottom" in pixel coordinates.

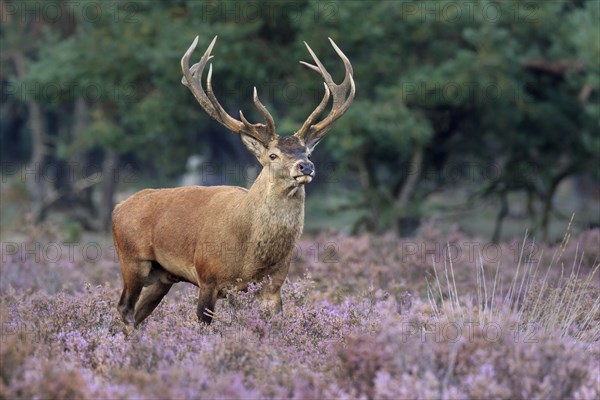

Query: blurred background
[{"left": 1, "top": 0, "right": 598, "bottom": 242}]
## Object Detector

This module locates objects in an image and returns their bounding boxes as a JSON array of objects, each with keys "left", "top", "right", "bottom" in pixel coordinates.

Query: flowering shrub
[{"left": 1, "top": 227, "right": 598, "bottom": 398}]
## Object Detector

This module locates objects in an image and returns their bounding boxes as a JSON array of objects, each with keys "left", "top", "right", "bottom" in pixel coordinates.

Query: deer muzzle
[{"left": 293, "top": 160, "right": 315, "bottom": 184}]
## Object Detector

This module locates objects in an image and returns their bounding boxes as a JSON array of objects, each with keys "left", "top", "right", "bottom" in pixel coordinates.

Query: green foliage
[{"left": 1, "top": 0, "right": 598, "bottom": 234}]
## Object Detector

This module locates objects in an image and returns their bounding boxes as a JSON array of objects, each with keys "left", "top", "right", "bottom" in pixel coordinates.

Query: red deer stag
[{"left": 112, "top": 35, "right": 355, "bottom": 326}]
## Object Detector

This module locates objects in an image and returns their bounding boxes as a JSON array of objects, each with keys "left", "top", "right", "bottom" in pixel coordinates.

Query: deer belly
[{"left": 154, "top": 251, "right": 198, "bottom": 285}]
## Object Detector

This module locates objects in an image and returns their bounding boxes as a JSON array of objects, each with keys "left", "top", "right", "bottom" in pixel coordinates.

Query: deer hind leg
[
  {"left": 118, "top": 260, "right": 151, "bottom": 326},
  {"left": 197, "top": 283, "right": 217, "bottom": 325},
  {"left": 134, "top": 280, "right": 172, "bottom": 327}
]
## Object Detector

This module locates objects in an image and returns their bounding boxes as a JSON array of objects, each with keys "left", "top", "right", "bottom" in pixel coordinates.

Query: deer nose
[{"left": 298, "top": 161, "right": 314, "bottom": 176}]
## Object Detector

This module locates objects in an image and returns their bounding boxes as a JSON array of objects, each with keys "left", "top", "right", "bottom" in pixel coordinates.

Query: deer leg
[
  {"left": 197, "top": 284, "right": 217, "bottom": 324},
  {"left": 133, "top": 281, "right": 172, "bottom": 327},
  {"left": 118, "top": 260, "right": 151, "bottom": 326},
  {"left": 260, "top": 288, "right": 283, "bottom": 313},
  {"left": 259, "top": 270, "right": 287, "bottom": 314}
]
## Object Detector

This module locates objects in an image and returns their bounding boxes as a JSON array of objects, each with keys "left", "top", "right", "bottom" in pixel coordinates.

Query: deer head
[{"left": 181, "top": 36, "right": 355, "bottom": 190}]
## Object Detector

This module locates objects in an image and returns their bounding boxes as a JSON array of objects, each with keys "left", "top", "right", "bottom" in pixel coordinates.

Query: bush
[{"left": 1, "top": 228, "right": 598, "bottom": 398}]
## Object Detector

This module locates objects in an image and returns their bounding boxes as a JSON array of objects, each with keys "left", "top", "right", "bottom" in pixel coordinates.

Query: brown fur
[{"left": 113, "top": 146, "right": 311, "bottom": 326}]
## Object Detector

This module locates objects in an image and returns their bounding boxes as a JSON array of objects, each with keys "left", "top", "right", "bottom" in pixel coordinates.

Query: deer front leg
[
  {"left": 197, "top": 283, "right": 217, "bottom": 324},
  {"left": 259, "top": 286, "right": 283, "bottom": 313},
  {"left": 258, "top": 263, "right": 289, "bottom": 314}
]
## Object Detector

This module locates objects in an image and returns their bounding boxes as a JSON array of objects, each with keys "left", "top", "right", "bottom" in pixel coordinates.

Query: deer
[{"left": 112, "top": 35, "right": 355, "bottom": 327}]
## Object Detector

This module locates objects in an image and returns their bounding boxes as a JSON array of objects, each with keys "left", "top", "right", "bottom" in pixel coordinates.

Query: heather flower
[{"left": 0, "top": 228, "right": 598, "bottom": 398}]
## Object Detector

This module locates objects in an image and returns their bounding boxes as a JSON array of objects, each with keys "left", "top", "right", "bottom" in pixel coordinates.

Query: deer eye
[
  {"left": 269, "top": 154, "right": 279, "bottom": 160},
  {"left": 307, "top": 153, "right": 312, "bottom": 160}
]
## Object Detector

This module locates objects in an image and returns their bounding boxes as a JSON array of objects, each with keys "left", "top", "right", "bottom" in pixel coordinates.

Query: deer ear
[{"left": 240, "top": 133, "right": 266, "bottom": 158}]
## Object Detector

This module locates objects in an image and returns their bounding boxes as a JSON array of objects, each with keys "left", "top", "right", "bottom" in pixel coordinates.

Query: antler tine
[
  {"left": 295, "top": 83, "right": 330, "bottom": 139},
  {"left": 181, "top": 37, "right": 222, "bottom": 121},
  {"left": 299, "top": 61, "right": 321, "bottom": 73},
  {"left": 313, "top": 73, "right": 355, "bottom": 134},
  {"left": 302, "top": 41, "right": 334, "bottom": 86},
  {"left": 253, "top": 87, "right": 277, "bottom": 142},
  {"left": 205, "top": 63, "right": 266, "bottom": 144},
  {"left": 239, "top": 110, "right": 255, "bottom": 130},
  {"left": 181, "top": 36, "right": 276, "bottom": 146},
  {"left": 182, "top": 36, "right": 244, "bottom": 134},
  {"left": 238, "top": 110, "right": 269, "bottom": 145},
  {"left": 295, "top": 38, "right": 355, "bottom": 147},
  {"left": 205, "top": 63, "right": 238, "bottom": 130},
  {"left": 328, "top": 37, "right": 354, "bottom": 83}
]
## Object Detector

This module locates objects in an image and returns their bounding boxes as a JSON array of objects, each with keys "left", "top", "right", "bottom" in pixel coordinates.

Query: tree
[
  {"left": 293, "top": 0, "right": 599, "bottom": 237},
  {"left": 1, "top": 0, "right": 597, "bottom": 238}
]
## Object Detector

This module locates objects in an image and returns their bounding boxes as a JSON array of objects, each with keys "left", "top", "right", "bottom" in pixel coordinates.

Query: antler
[
  {"left": 181, "top": 36, "right": 277, "bottom": 146},
  {"left": 294, "top": 38, "right": 355, "bottom": 148}
]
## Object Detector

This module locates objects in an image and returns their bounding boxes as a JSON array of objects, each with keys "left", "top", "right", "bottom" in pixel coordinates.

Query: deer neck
[
  {"left": 243, "top": 168, "right": 305, "bottom": 264},
  {"left": 246, "top": 168, "right": 306, "bottom": 224}
]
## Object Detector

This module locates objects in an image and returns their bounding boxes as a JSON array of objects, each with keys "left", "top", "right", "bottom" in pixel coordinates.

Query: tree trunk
[
  {"left": 395, "top": 145, "right": 424, "bottom": 236},
  {"left": 540, "top": 180, "right": 561, "bottom": 242},
  {"left": 27, "top": 101, "right": 48, "bottom": 222},
  {"left": 354, "top": 154, "right": 380, "bottom": 232},
  {"left": 492, "top": 191, "right": 509, "bottom": 243},
  {"left": 526, "top": 188, "right": 537, "bottom": 233},
  {"left": 539, "top": 168, "right": 573, "bottom": 241},
  {"left": 98, "top": 149, "right": 118, "bottom": 232},
  {"left": 12, "top": 52, "right": 49, "bottom": 222},
  {"left": 70, "top": 98, "right": 96, "bottom": 215},
  {"left": 395, "top": 146, "right": 423, "bottom": 211}
]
